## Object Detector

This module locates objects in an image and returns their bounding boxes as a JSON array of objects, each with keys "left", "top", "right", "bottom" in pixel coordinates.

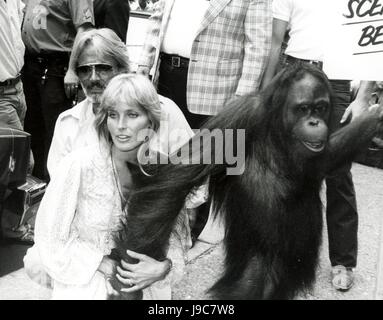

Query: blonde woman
[{"left": 24, "top": 74, "right": 194, "bottom": 299}]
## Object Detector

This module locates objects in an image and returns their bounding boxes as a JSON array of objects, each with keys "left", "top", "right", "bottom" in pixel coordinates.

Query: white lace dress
[{"left": 24, "top": 142, "right": 191, "bottom": 300}]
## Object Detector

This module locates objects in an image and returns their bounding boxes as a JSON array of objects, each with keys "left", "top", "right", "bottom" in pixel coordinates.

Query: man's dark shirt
[{"left": 94, "top": 0, "right": 130, "bottom": 42}]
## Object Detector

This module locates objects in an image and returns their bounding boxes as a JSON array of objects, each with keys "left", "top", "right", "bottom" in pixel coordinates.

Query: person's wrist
[
  {"left": 99, "top": 257, "right": 116, "bottom": 278},
  {"left": 158, "top": 259, "right": 172, "bottom": 280},
  {"left": 354, "top": 97, "right": 370, "bottom": 106}
]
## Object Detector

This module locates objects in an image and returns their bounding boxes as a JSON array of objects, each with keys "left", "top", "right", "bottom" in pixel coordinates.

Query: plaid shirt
[{"left": 139, "top": 0, "right": 272, "bottom": 116}]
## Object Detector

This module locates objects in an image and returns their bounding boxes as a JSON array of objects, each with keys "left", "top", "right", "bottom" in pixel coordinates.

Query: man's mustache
[{"left": 87, "top": 83, "right": 105, "bottom": 91}]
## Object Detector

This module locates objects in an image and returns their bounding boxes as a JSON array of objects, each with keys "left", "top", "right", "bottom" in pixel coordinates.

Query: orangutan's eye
[
  {"left": 299, "top": 105, "right": 309, "bottom": 113},
  {"left": 314, "top": 103, "right": 328, "bottom": 115}
]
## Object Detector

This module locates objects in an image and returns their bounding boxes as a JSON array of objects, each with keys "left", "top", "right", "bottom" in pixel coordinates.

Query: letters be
[{"left": 358, "top": 25, "right": 383, "bottom": 46}]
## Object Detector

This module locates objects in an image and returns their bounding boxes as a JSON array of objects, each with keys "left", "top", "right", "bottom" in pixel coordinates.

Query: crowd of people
[{"left": 1, "top": 0, "right": 382, "bottom": 300}]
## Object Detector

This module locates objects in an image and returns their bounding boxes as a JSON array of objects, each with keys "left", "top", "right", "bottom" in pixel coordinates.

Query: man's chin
[{"left": 86, "top": 94, "right": 102, "bottom": 104}]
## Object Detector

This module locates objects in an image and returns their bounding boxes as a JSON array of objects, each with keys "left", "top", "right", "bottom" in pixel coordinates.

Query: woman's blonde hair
[{"left": 95, "top": 74, "right": 162, "bottom": 172}]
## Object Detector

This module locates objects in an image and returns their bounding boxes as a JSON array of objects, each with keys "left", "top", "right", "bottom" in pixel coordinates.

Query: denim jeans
[{"left": 0, "top": 80, "right": 26, "bottom": 131}]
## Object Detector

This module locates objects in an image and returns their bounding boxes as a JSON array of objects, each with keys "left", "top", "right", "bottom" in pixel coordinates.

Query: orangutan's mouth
[{"left": 301, "top": 140, "right": 325, "bottom": 153}]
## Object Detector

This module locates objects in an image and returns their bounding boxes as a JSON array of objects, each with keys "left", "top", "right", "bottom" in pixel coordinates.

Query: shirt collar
[{"left": 66, "top": 98, "right": 93, "bottom": 121}]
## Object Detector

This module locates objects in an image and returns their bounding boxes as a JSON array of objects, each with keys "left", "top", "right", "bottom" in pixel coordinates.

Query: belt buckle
[{"left": 171, "top": 56, "right": 181, "bottom": 68}]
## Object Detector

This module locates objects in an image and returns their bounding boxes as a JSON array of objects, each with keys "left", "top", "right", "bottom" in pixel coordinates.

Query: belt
[
  {"left": 161, "top": 53, "right": 189, "bottom": 69},
  {"left": 25, "top": 52, "right": 70, "bottom": 65},
  {"left": 285, "top": 55, "right": 323, "bottom": 70},
  {"left": 0, "top": 74, "right": 21, "bottom": 87}
]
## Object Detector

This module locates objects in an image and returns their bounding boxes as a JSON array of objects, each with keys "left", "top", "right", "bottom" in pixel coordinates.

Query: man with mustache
[
  {"left": 46, "top": 28, "right": 129, "bottom": 177},
  {"left": 47, "top": 28, "right": 191, "bottom": 178}
]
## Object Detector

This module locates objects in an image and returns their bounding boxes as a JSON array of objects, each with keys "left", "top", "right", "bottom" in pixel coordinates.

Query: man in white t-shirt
[{"left": 262, "top": 0, "right": 359, "bottom": 292}]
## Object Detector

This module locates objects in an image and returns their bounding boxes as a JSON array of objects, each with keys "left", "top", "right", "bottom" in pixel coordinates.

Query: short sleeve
[
  {"left": 273, "top": 0, "right": 292, "bottom": 22},
  {"left": 68, "top": 0, "right": 95, "bottom": 28}
]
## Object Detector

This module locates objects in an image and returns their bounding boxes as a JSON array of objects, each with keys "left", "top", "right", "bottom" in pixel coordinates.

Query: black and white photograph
[{"left": 1, "top": 0, "right": 383, "bottom": 305}]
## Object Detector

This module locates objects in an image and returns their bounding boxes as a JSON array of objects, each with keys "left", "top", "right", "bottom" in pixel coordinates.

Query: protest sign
[{"left": 323, "top": 0, "right": 383, "bottom": 80}]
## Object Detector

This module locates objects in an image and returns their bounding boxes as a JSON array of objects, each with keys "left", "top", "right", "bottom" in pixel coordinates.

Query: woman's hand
[{"left": 116, "top": 250, "right": 172, "bottom": 293}]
